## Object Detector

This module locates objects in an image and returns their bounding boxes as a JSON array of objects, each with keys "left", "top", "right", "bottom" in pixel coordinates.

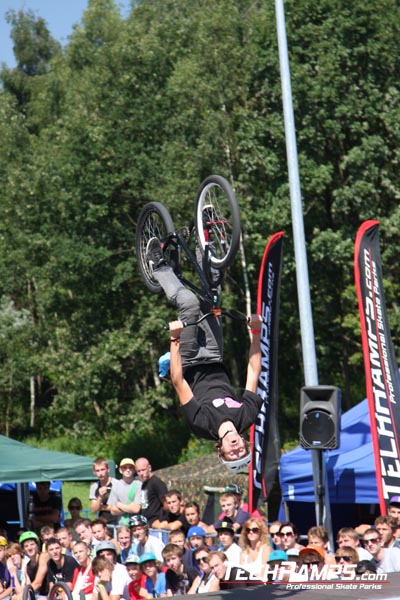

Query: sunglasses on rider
[{"left": 246, "top": 527, "right": 260, "bottom": 534}]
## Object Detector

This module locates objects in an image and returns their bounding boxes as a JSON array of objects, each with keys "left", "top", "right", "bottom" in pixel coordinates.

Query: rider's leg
[{"left": 152, "top": 265, "right": 223, "bottom": 367}]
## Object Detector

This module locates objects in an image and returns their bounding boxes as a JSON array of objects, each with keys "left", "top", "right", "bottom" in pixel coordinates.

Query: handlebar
[{"left": 163, "top": 310, "right": 249, "bottom": 330}]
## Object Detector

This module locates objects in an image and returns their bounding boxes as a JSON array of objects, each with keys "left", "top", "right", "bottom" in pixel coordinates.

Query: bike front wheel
[
  {"left": 48, "top": 582, "right": 73, "bottom": 600},
  {"left": 136, "top": 201, "right": 176, "bottom": 294},
  {"left": 194, "top": 175, "right": 241, "bottom": 270}
]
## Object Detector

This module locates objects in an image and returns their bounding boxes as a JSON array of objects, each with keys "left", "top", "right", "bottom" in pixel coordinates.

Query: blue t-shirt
[{"left": 145, "top": 572, "right": 166, "bottom": 597}]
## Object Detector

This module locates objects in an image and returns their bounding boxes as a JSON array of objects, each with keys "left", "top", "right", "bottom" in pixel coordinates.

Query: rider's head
[{"left": 216, "top": 429, "right": 251, "bottom": 473}]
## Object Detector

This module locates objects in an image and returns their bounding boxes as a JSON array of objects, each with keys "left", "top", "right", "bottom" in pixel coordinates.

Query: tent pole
[{"left": 275, "top": 0, "right": 334, "bottom": 549}]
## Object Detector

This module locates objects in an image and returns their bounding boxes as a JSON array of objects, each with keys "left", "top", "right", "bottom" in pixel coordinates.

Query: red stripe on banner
[
  {"left": 248, "top": 232, "right": 284, "bottom": 513},
  {"left": 354, "top": 221, "right": 385, "bottom": 513},
  {"left": 354, "top": 220, "right": 400, "bottom": 514}
]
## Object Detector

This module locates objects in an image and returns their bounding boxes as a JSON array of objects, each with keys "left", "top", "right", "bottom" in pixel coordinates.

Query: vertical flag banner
[
  {"left": 354, "top": 220, "right": 400, "bottom": 514},
  {"left": 248, "top": 232, "right": 284, "bottom": 511}
]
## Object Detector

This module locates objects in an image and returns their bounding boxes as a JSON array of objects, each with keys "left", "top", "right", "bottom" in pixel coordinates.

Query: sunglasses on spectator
[
  {"left": 280, "top": 531, "right": 294, "bottom": 537},
  {"left": 196, "top": 556, "right": 209, "bottom": 564},
  {"left": 303, "top": 560, "right": 321, "bottom": 566},
  {"left": 363, "top": 538, "right": 380, "bottom": 546},
  {"left": 335, "top": 555, "right": 352, "bottom": 562},
  {"left": 246, "top": 527, "right": 260, "bottom": 534},
  {"left": 270, "top": 531, "right": 281, "bottom": 537}
]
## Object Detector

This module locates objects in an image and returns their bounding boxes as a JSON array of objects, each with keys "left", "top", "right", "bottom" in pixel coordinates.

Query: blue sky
[{"left": 0, "top": 0, "right": 130, "bottom": 67}]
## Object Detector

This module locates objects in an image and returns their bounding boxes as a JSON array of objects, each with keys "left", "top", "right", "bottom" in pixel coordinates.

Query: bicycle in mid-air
[{"left": 135, "top": 174, "right": 243, "bottom": 325}]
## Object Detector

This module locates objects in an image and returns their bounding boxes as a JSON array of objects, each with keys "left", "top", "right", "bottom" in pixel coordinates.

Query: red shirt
[{"left": 128, "top": 575, "right": 146, "bottom": 600}]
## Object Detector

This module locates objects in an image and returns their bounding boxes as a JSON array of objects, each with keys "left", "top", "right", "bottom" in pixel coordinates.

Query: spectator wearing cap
[
  {"left": 95, "top": 541, "right": 130, "bottom": 600},
  {"left": 152, "top": 489, "right": 190, "bottom": 535},
  {"left": 89, "top": 457, "right": 119, "bottom": 526},
  {"left": 139, "top": 552, "right": 167, "bottom": 597},
  {"left": 210, "top": 492, "right": 251, "bottom": 535},
  {"left": 388, "top": 495, "right": 400, "bottom": 526},
  {"left": 123, "top": 554, "right": 146, "bottom": 600},
  {"left": 267, "top": 549, "right": 290, "bottom": 583},
  {"left": 355, "top": 559, "right": 377, "bottom": 576},
  {"left": 375, "top": 515, "right": 400, "bottom": 549},
  {"left": 187, "top": 526, "right": 208, "bottom": 553},
  {"left": 0, "top": 536, "right": 11, "bottom": 597},
  {"left": 299, "top": 544, "right": 326, "bottom": 579},
  {"left": 108, "top": 459, "right": 142, "bottom": 525},
  {"left": 117, "top": 458, "right": 167, "bottom": 527},
  {"left": 215, "top": 518, "right": 242, "bottom": 566},
  {"left": 19, "top": 530, "right": 49, "bottom": 598},
  {"left": 130, "top": 515, "right": 164, "bottom": 562},
  {"left": 363, "top": 527, "right": 400, "bottom": 573}
]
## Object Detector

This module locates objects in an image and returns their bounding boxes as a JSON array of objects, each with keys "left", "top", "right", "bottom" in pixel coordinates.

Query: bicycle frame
[{"left": 162, "top": 230, "right": 247, "bottom": 328}]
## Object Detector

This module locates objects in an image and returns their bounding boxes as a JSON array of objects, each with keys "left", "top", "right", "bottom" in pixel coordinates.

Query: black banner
[
  {"left": 354, "top": 220, "right": 400, "bottom": 513},
  {"left": 248, "top": 232, "right": 284, "bottom": 511}
]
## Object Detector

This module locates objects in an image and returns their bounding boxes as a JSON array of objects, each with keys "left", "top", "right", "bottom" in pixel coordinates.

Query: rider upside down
[{"left": 146, "top": 238, "right": 263, "bottom": 473}]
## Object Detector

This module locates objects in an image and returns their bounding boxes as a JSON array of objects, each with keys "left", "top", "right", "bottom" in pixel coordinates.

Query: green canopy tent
[{"left": 0, "top": 435, "right": 115, "bottom": 528}]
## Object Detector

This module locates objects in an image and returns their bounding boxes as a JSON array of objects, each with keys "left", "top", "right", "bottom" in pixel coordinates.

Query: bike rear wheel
[
  {"left": 194, "top": 175, "right": 241, "bottom": 270},
  {"left": 48, "top": 582, "right": 73, "bottom": 600},
  {"left": 136, "top": 201, "right": 176, "bottom": 294}
]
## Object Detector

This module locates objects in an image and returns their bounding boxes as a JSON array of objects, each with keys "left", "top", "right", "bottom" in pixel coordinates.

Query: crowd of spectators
[{"left": 1, "top": 456, "right": 400, "bottom": 598}]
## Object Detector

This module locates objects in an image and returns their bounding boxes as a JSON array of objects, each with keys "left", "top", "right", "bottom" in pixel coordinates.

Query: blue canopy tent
[{"left": 279, "top": 399, "right": 379, "bottom": 533}]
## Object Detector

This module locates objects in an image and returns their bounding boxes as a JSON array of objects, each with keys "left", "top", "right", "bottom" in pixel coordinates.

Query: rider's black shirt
[{"left": 181, "top": 363, "right": 263, "bottom": 440}]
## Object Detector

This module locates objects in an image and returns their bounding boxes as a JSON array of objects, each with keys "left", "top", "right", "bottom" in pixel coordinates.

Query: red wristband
[{"left": 250, "top": 329, "right": 261, "bottom": 335}]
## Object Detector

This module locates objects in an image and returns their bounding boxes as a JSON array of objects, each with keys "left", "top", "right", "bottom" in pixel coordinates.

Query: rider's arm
[
  {"left": 169, "top": 320, "right": 193, "bottom": 406},
  {"left": 245, "top": 314, "right": 262, "bottom": 393}
]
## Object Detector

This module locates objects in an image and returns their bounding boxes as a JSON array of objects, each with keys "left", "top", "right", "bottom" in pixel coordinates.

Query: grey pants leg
[{"left": 153, "top": 266, "right": 223, "bottom": 368}]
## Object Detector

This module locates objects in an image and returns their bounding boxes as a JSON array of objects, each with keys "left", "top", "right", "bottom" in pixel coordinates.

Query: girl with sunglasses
[
  {"left": 188, "top": 547, "right": 219, "bottom": 594},
  {"left": 334, "top": 546, "right": 358, "bottom": 578},
  {"left": 239, "top": 518, "right": 271, "bottom": 579}
]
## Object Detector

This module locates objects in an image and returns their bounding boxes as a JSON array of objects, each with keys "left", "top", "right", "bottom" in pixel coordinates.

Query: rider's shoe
[{"left": 146, "top": 237, "right": 168, "bottom": 273}]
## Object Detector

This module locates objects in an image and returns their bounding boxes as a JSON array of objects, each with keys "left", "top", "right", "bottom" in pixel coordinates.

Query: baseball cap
[
  {"left": 286, "top": 548, "right": 300, "bottom": 557},
  {"left": 224, "top": 484, "right": 242, "bottom": 495},
  {"left": 187, "top": 526, "right": 206, "bottom": 538},
  {"left": 119, "top": 458, "right": 135, "bottom": 468},
  {"left": 389, "top": 495, "right": 400, "bottom": 505},
  {"left": 215, "top": 518, "right": 235, "bottom": 534},
  {"left": 0, "top": 536, "right": 7, "bottom": 547},
  {"left": 268, "top": 550, "right": 288, "bottom": 562},
  {"left": 125, "top": 554, "right": 140, "bottom": 565},
  {"left": 138, "top": 552, "right": 156, "bottom": 564},
  {"left": 299, "top": 544, "right": 325, "bottom": 559}
]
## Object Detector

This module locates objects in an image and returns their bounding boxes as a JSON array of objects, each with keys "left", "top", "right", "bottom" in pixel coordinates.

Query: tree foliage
[{"left": 0, "top": 0, "right": 400, "bottom": 463}]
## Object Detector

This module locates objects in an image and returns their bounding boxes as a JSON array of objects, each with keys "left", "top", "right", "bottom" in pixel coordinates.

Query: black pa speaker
[{"left": 300, "top": 386, "right": 341, "bottom": 450}]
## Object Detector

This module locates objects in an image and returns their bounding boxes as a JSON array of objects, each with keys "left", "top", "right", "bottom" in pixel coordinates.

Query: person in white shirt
[{"left": 215, "top": 519, "right": 241, "bottom": 566}]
